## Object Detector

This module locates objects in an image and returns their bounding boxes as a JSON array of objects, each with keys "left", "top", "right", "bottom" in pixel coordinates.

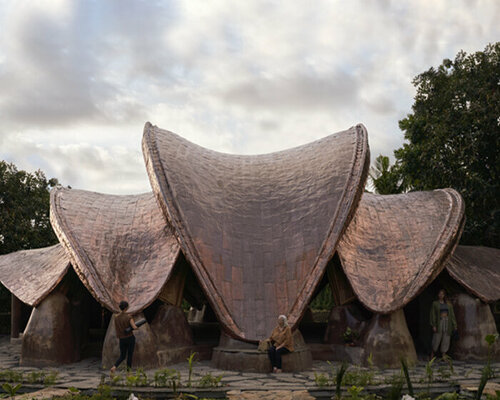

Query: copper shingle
[
  {"left": 446, "top": 245, "right": 500, "bottom": 303},
  {"left": 0, "top": 244, "right": 70, "bottom": 306},
  {"left": 142, "top": 122, "right": 369, "bottom": 341},
  {"left": 337, "top": 189, "right": 465, "bottom": 313},
  {"left": 50, "top": 188, "right": 180, "bottom": 313}
]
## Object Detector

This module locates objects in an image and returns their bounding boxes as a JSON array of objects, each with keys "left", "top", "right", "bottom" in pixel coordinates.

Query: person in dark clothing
[{"left": 110, "top": 301, "right": 138, "bottom": 374}]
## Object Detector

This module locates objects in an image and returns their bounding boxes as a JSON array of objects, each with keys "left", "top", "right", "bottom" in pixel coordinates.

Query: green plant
[
  {"left": 346, "top": 385, "right": 364, "bottom": 400},
  {"left": 314, "top": 372, "right": 329, "bottom": 388},
  {"left": 477, "top": 334, "right": 499, "bottom": 400},
  {"left": 197, "top": 373, "right": 223, "bottom": 388},
  {"left": 0, "top": 370, "right": 23, "bottom": 383},
  {"left": 421, "top": 356, "right": 436, "bottom": 395},
  {"left": 154, "top": 368, "right": 181, "bottom": 389},
  {"left": 1, "top": 383, "right": 21, "bottom": 399},
  {"left": 26, "top": 370, "right": 43, "bottom": 384},
  {"left": 186, "top": 352, "right": 197, "bottom": 388},
  {"left": 133, "top": 368, "right": 148, "bottom": 387},
  {"left": 385, "top": 373, "right": 404, "bottom": 400},
  {"left": 43, "top": 370, "right": 58, "bottom": 386},
  {"left": 334, "top": 362, "right": 348, "bottom": 400},
  {"left": 343, "top": 327, "right": 360, "bottom": 344},
  {"left": 486, "top": 390, "right": 500, "bottom": 400},
  {"left": 401, "top": 358, "right": 414, "bottom": 397},
  {"left": 435, "top": 393, "right": 459, "bottom": 400},
  {"left": 343, "top": 368, "right": 374, "bottom": 386}
]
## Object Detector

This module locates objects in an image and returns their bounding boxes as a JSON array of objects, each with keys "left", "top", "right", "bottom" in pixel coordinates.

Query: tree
[
  {"left": 394, "top": 42, "right": 499, "bottom": 247},
  {"left": 0, "top": 161, "right": 60, "bottom": 319},
  {"left": 369, "top": 155, "right": 406, "bottom": 195}
]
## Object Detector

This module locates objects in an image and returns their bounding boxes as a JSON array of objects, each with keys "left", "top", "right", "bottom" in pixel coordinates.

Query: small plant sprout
[{"left": 186, "top": 351, "right": 197, "bottom": 388}]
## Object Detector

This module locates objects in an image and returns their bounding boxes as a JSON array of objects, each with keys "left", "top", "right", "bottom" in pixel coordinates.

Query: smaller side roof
[
  {"left": 446, "top": 245, "right": 500, "bottom": 303},
  {"left": 0, "top": 244, "right": 70, "bottom": 306},
  {"left": 50, "top": 188, "right": 181, "bottom": 313},
  {"left": 337, "top": 189, "right": 465, "bottom": 313}
]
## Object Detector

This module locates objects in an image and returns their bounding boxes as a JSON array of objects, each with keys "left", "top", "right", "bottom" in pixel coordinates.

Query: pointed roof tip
[
  {"left": 143, "top": 123, "right": 370, "bottom": 341},
  {"left": 337, "top": 189, "right": 465, "bottom": 314}
]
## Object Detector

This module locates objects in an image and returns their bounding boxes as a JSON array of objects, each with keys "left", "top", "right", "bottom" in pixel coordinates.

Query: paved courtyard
[{"left": 1, "top": 335, "right": 499, "bottom": 398}]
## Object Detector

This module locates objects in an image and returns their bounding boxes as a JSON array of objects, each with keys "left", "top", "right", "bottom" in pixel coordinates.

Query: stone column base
[{"left": 212, "top": 331, "right": 312, "bottom": 372}]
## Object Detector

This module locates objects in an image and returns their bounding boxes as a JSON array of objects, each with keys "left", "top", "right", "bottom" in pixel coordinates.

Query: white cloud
[{"left": 0, "top": 0, "right": 498, "bottom": 193}]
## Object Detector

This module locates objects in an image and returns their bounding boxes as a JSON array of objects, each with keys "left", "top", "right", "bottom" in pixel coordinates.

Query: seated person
[{"left": 267, "top": 315, "right": 294, "bottom": 373}]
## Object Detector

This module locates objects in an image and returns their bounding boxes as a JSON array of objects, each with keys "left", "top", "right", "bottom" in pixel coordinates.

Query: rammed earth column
[{"left": 10, "top": 294, "right": 21, "bottom": 339}]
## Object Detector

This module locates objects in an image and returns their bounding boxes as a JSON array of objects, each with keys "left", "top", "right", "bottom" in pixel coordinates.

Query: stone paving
[{"left": 1, "top": 335, "right": 500, "bottom": 398}]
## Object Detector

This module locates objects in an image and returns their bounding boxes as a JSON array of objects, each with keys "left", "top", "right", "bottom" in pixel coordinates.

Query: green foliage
[
  {"left": 343, "top": 368, "right": 374, "bottom": 387},
  {"left": 486, "top": 390, "right": 500, "bottom": 400},
  {"left": 0, "top": 161, "right": 60, "bottom": 318},
  {"left": 346, "top": 385, "right": 364, "bottom": 400},
  {"left": 153, "top": 368, "right": 181, "bottom": 390},
  {"left": 43, "top": 370, "right": 58, "bottom": 386},
  {"left": 314, "top": 372, "right": 329, "bottom": 387},
  {"left": 401, "top": 358, "right": 414, "bottom": 397},
  {"left": 1, "top": 383, "right": 21, "bottom": 398},
  {"left": 196, "top": 373, "right": 223, "bottom": 388},
  {"left": 0, "top": 370, "right": 23, "bottom": 383},
  {"left": 334, "top": 362, "right": 348, "bottom": 399},
  {"left": 435, "top": 393, "right": 459, "bottom": 400},
  {"left": 310, "top": 284, "right": 335, "bottom": 311},
  {"left": 369, "top": 155, "right": 406, "bottom": 194},
  {"left": 342, "top": 327, "right": 360, "bottom": 344},
  {"left": 186, "top": 352, "right": 197, "bottom": 388},
  {"left": 394, "top": 42, "right": 500, "bottom": 247},
  {"left": 385, "top": 373, "right": 404, "bottom": 400}
]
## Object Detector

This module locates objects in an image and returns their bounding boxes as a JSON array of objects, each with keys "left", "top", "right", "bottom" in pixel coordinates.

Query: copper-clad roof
[
  {"left": 337, "top": 189, "right": 465, "bottom": 313},
  {"left": 143, "top": 122, "right": 370, "bottom": 341},
  {"left": 0, "top": 244, "right": 70, "bottom": 306},
  {"left": 50, "top": 188, "right": 180, "bottom": 313},
  {"left": 446, "top": 245, "right": 500, "bottom": 303}
]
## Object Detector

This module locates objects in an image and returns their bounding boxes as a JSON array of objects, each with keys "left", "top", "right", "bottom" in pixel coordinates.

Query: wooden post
[{"left": 11, "top": 294, "right": 21, "bottom": 339}]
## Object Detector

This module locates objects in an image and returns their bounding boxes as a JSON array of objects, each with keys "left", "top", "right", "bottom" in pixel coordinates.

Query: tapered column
[{"left": 10, "top": 294, "right": 22, "bottom": 339}]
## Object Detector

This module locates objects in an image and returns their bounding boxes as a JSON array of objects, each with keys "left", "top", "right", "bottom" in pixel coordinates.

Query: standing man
[{"left": 110, "top": 301, "right": 138, "bottom": 374}]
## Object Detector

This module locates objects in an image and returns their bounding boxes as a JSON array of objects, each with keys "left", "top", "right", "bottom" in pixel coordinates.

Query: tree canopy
[
  {"left": 0, "top": 161, "right": 59, "bottom": 255},
  {"left": 0, "top": 161, "right": 60, "bottom": 315},
  {"left": 387, "top": 42, "right": 499, "bottom": 247}
]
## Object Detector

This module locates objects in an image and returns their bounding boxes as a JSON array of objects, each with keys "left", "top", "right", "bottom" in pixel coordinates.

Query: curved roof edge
[
  {"left": 0, "top": 244, "right": 70, "bottom": 306},
  {"left": 338, "top": 188, "right": 465, "bottom": 314},
  {"left": 447, "top": 245, "right": 500, "bottom": 303},
  {"left": 50, "top": 187, "right": 180, "bottom": 313},
  {"left": 143, "top": 122, "right": 370, "bottom": 341}
]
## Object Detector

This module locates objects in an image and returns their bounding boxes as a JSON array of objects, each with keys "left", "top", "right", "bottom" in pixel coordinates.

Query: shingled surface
[
  {"left": 337, "top": 189, "right": 465, "bottom": 313},
  {"left": 50, "top": 188, "right": 180, "bottom": 313},
  {"left": 143, "top": 122, "right": 369, "bottom": 341},
  {"left": 447, "top": 245, "right": 500, "bottom": 303},
  {"left": 0, "top": 244, "right": 70, "bottom": 306}
]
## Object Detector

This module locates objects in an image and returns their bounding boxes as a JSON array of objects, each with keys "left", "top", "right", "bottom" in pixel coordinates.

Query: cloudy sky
[{"left": 0, "top": 0, "right": 498, "bottom": 194}]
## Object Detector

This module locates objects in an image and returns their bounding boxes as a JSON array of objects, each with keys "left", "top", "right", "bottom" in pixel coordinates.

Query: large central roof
[{"left": 143, "top": 122, "right": 369, "bottom": 341}]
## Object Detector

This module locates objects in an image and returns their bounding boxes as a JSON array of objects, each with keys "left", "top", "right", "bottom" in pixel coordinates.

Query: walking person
[
  {"left": 267, "top": 315, "right": 294, "bottom": 373},
  {"left": 110, "top": 301, "right": 138, "bottom": 374},
  {"left": 430, "top": 289, "right": 457, "bottom": 359}
]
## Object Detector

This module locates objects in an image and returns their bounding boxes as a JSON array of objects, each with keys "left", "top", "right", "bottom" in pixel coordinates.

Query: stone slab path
[{"left": 1, "top": 335, "right": 499, "bottom": 398}]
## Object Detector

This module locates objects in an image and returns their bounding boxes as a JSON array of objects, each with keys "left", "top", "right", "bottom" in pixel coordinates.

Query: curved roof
[
  {"left": 337, "top": 189, "right": 465, "bottom": 313},
  {"left": 50, "top": 188, "right": 180, "bottom": 313},
  {"left": 446, "top": 245, "right": 500, "bottom": 303},
  {"left": 0, "top": 244, "right": 70, "bottom": 306},
  {"left": 143, "top": 122, "right": 369, "bottom": 341}
]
